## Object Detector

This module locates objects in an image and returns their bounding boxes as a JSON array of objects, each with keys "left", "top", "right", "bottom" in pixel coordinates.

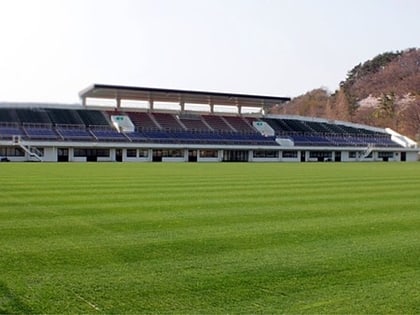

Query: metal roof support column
[
  {"left": 179, "top": 96, "right": 185, "bottom": 112},
  {"left": 208, "top": 96, "right": 214, "bottom": 113}
]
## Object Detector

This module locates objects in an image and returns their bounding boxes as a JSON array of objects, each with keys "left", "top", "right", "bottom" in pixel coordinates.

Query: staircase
[
  {"left": 12, "top": 136, "right": 43, "bottom": 162},
  {"left": 361, "top": 143, "right": 374, "bottom": 159}
]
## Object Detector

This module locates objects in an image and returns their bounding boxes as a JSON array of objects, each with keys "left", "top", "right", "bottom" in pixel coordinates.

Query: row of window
[
  {"left": 126, "top": 149, "right": 149, "bottom": 158},
  {"left": 0, "top": 148, "right": 286, "bottom": 159},
  {"left": 0, "top": 146, "right": 397, "bottom": 159},
  {"left": 0, "top": 147, "right": 24, "bottom": 156}
]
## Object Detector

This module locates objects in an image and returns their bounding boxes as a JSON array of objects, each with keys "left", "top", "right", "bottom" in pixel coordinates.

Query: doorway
[
  {"left": 57, "top": 148, "right": 69, "bottom": 162},
  {"left": 116, "top": 149, "right": 123, "bottom": 162},
  {"left": 188, "top": 150, "right": 198, "bottom": 162},
  {"left": 223, "top": 150, "right": 249, "bottom": 162}
]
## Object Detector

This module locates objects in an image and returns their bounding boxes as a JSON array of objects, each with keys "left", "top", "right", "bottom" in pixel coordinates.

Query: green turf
[{"left": 0, "top": 162, "right": 419, "bottom": 314}]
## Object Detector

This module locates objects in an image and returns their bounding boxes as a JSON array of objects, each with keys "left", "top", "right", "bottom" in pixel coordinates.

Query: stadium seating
[
  {"left": 223, "top": 116, "right": 255, "bottom": 132},
  {"left": 0, "top": 108, "right": 19, "bottom": 123},
  {"left": 0, "top": 124, "right": 24, "bottom": 140},
  {"left": 77, "top": 110, "right": 109, "bottom": 126},
  {"left": 23, "top": 124, "right": 59, "bottom": 140},
  {"left": 0, "top": 105, "right": 402, "bottom": 148},
  {"left": 47, "top": 108, "right": 85, "bottom": 125},
  {"left": 260, "top": 116, "right": 401, "bottom": 148},
  {"left": 178, "top": 114, "right": 211, "bottom": 131},
  {"left": 127, "top": 112, "right": 159, "bottom": 130},
  {"left": 202, "top": 115, "right": 234, "bottom": 132},
  {"left": 90, "top": 127, "right": 128, "bottom": 141},
  {"left": 16, "top": 109, "right": 52, "bottom": 124},
  {"left": 56, "top": 125, "right": 93, "bottom": 141},
  {"left": 152, "top": 113, "right": 184, "bottom": 130}
]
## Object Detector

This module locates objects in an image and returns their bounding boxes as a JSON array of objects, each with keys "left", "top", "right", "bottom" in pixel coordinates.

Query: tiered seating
[
  {"left": 77, "top": 110, "right": 109, "bottom": 126},
  {"left": 16, "top": 109, "right": 51, "bottom": 124},
  {"left": 244, "top": 116, "right": 259, "bottom": 127},
  {"left": 56, "top": 125, "right": 93, "bottom": 141},
  {"left": 292, "top": 135, "right": 332, "bottom": 146},
  {"left": 262, "top": 118, "right": 293, "bottom": 133},
  {"left": 142, "top": 130, "right": 172, "bottom": 142},
  {"left": 0, "top": 108, "right": 19, "bottom": 123},
  {"left": 127, "top": 112, "right": 159, "bottom": 130},
  {"left": 179, "top": 115, "right": 211, "bottom": 131},
  {"left": 47, "top": 109, "right": 84, "bottom": 125},
  {"left": 325, "top": 123, "right": 348, "bottom": 134},
  {"left": 262, "top": 116, "right": 401, "bottom": 147},
  {"left": 305, "top": 121, "right": 333, "bottom": 134},
  {"left": 152, "top": 113, "right": 184, "bottom": 130},
  {"left": 0, "top": 123, "right": 24, "bottom": 139},
  {"left": 202, "top": 115, "right": 234, "bottom": 131},
  {"left": 223, "top": 116, "right": 255, "bottom": 132},
  {"left": 283, "top": 119, "right": 312, "bottom": 133},
  {"left": 0, "top": 105, "right": 402, "bottom": 148},
  {"left": 23, "top": 124, "right": 58, "bottom": 140},
  {"left": 219, "top": 132, "right": 277, "bottom": 145},
  {"left": 125, "top": 131, "right": 148, "bottom": 142},
  {"left": 90, "top": 126, "right": 127, "bottom": 141},
  {"left": 338, "top": 124, "right": 366, "bottom": 135}
]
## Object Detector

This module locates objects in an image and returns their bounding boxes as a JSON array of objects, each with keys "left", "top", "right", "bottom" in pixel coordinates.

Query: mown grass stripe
[{"left": 0, "top": 162, "right": 419, "bottom": 313}]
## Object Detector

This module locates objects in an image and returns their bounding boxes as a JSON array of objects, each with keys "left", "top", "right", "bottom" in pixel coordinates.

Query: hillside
[{"left": 271, "top": 48, "right": 420, "bottom": 140}]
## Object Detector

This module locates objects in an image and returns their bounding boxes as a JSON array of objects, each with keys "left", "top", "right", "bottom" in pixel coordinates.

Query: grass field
[{"left": 0, "top": 162, "right": 419, "bottom": 314}]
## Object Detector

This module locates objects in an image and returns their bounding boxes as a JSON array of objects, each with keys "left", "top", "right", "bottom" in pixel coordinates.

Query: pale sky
[{"left": 0, "top": 0, "right": 418, "bottom": 104}]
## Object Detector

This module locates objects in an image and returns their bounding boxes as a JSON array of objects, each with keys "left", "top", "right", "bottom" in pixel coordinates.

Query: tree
[{"left": 398, "top": 95, "right": 420, "bottom": 140}]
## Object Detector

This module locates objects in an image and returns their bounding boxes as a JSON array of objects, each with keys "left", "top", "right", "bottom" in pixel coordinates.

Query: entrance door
[
  {"left": 401, "top": 152, "right": 406, "bottom": 162},
  {"left": 116, "top": 149, "right": 123, "bottom": 162},
  {"left": 188, "top": 150, "right": 198, "bottom": 162},
  {"left": 300, "top": 151, "right": 306, "bottom": 162},
  {"left": 334, "top": 151, "right": 341, "bottom": 162},
  {"left": 152, "top": 150, "right": 163, "bottom": 162},
  {"left": 57, "top": 148, "right": 69, "bottom": 162}
]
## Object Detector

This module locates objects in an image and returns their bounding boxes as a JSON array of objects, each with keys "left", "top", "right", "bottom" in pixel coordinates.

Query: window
[
  {"left": 253, "top": 150, "right": 279, "bottom": 158},
  {"left": 74, "top": 149, "right": 109, "bottom": 157},
  {"left": 139, "top": 149, "right": 149, "bottom": 157},
  {"left": 162, "top": 149, "right": 183, "bottom": 157},
  {"left": 378, "top": 151, "right": 393, "bottom": 158},
  {"left": 309, "top": 151, "right": 332, "bottom": 159},
  {"left": 126, "top": 149, "right": 137, "bottom": 158},
  {"left": 282, "top": 151, "right": 298, "bottom": 158},
  {"left": 95, "top": 149, "right": 109, "bottom": 157},
  {"left": 0, "top": 146, "right": 24, "bottom": 156},
  {"left": 74, "top": 149, "right": 86, "bottom": 157},
  {"left": 200, "top": 150, "right": 218, "bottom": 158}
]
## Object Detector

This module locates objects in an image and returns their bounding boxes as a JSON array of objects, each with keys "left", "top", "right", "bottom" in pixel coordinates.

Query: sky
[{"left": 0, "top": 0, "right": 419, "bottom": 104}]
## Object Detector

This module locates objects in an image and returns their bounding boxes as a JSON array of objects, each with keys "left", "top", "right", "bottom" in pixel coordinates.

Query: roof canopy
[{"left": 79, "top": 84, "right": 290, "bottom": 113}]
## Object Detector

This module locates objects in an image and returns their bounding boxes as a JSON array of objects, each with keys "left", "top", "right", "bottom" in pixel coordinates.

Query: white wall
[{"left": 43, "top": 147, "right": 57, "bottom": 162}]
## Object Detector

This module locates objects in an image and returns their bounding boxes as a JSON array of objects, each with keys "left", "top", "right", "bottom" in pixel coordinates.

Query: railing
[{"left": 12, "top": 136, "right": 43, "bottom": 162}]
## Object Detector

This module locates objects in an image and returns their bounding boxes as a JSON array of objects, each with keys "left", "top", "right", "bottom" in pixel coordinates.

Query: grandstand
[{"left": 0, "top": 84, "right": 418, "bottom": 162}]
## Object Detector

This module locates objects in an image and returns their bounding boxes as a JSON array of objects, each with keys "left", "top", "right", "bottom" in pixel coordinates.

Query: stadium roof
[{"left": 79, "top": 84, "right": 291, "bottom": 109}]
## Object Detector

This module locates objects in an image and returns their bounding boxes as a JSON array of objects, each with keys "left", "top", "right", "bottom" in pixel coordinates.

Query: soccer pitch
[{"left": 0, "top": 162, "right": 419, "bottom": 314}]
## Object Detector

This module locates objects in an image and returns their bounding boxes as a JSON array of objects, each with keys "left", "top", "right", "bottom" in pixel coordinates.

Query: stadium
[
  {"left": 2, "top": 84, "right": 420, "bottom": 314},
  {"left": 0, "top": 83, "right": 418, "bottom": 163}
]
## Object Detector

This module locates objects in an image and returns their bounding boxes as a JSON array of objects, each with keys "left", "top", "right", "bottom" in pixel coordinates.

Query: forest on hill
[{"left": 270, "top": 48, "right": 420, "bottom": 140}]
